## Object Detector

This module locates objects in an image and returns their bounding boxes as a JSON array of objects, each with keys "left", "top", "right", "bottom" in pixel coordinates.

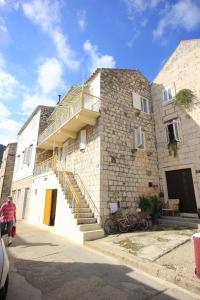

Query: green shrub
[
  {"left": 138, "top": 196, "right": 156, "bottom": 214},
  {"left": 175, "top": 89, "right": 194, "bottom": 109}
]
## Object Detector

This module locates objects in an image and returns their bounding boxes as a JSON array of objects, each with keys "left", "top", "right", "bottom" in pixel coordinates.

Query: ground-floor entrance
[
  {"left": 166, "top": 168, "right": 197, "bottom": 213},
  {"left": 43, "top": 189, "right": 57, "bottom": 226}
]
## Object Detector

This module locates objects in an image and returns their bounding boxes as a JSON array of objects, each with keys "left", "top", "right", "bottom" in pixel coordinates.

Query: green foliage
[
  {"left": 175, "top": 89, "right": 194, "bottom": 109},
  {"left": 138, "top": 195, "right": 158, "bottom": 214}
]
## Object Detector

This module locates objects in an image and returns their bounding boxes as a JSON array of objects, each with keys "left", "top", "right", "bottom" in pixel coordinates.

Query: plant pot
[{"left": 197, "top": 209, "right": 200, "bottom": 219}]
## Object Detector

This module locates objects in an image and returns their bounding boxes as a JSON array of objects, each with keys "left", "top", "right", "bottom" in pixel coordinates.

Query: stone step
[
  {"left": 83, "top": 229, "right": 104, "bottom": 241},
  {"left": 161, "top": 216, "right": 200, "bottom": 224},
  {"left": 78, "top": 217, "right": 97, "bottom": 224},
  {"left": 79, "top": 207, "right": 91, "bottom": 213},
  {"left": 159, "top": 218, "right": 200, "bottom": 229},
  {"left": 78, "top": 223, "right": 102, "bottom": 232},
  {"left": 79, "top": 212, "right": 94, "bottom": 218}
]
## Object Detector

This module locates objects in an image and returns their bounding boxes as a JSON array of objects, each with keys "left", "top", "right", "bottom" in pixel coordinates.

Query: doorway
[
  {"left": 43, "top": 189, "right": 57, "bottom": 226},
  {"left": 22, "top": 188, "right": 29, "bottom": 219},
  {"left": 166, "top": 168, "right": 197, "bottom": 213}
]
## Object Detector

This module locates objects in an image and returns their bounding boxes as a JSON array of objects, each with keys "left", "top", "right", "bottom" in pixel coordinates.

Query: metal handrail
[
  {"left": 74, "top": 173, "right": 101, "bottom": 223},
  {"left": 54, "top": 158, "right": 80, "bottom": 224}
]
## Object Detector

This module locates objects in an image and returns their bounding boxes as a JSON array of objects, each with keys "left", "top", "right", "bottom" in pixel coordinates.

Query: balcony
[{"left": 38, "top": 87, "right": 100, "bottom": 149}]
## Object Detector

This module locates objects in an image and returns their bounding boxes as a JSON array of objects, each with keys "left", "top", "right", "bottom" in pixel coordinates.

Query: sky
[{"left": 0, "top": 0, "right": 200, "bottom": 144}]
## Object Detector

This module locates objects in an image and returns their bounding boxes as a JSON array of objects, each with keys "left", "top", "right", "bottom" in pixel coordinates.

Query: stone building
[
  {"left": 152, "top": 39, "right": 200, "bottom": 216},
  {"left": 12, "top": 105, "right": 54, "bottom": 220},
  {"left": 0, "top": 143, "right": 17, "bottom": 202},
  {"left": 28, "top": 68, "right": 159, "bottom": 244},
  {"left": 0, "top": 144, "right": 5, "bottom": 168}
]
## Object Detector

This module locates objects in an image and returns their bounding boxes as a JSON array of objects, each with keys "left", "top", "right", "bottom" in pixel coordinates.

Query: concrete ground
[
  {"left": 86, "top": 226, "right": 200, "bottom": 296},
  {"left": 4, "top": 222, "right": 199, "bottom": 300}
]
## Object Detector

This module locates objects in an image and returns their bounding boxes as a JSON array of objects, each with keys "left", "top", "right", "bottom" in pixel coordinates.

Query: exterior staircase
[
  {"left": 56, "top": 170, "right": 104, "bottom": 242},
  {"left": 159, "top": 216, "right": 200, "bottom": 229}
]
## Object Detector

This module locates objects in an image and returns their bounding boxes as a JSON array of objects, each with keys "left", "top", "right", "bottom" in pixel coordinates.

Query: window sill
[{"left": 162, "top": 98, "right": 175, "bottom": 106}]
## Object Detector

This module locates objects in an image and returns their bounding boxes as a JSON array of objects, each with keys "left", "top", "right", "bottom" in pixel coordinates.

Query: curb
[{"left": 85, "top": 241, "right": 200, "bottom": 297}]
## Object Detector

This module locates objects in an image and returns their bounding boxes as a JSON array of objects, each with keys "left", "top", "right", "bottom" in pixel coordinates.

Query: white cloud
[
  {"left": 38, "top": 57, "right": 63, "bottom": 95},
  {"left": 0, "top": 70, "right": 19, "bottom": 101},
  {"left": 153, "top": 0, "right": 200, "bottom": 39},
  {"left": 123, "top": 0, "right": 162, "bottom": 14},
  {"left": 0, "top": 102, "right": 9, "bottom": 117},
  {"left": 83, "top": 40, "right": 116, "bottom": 73},
  {"left": 22, "top": 93, "right": 56, "bottom": 112},
  {"left": 0, "top": 101, "right": 21, "bottom": 144},
  {"left": 0, "top": 17, "right": 10, "bottom": 45},
  {"left": 22, "top": 0, "right": 80, "bottom": 70},
  {"left": 0, "top": 0, "right": 6, "bottom": 7},
  {"left": 77, "top": 10, "right": 87, "bottom": 32}
]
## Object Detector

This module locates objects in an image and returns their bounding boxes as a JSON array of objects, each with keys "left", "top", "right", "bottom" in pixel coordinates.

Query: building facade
[
  {"left": 28, "top": 69, "right": 159, "bottom": 244},
  {"left": 0, "top": 144, "right": 5, "bottom": 168},
  {"left": 152, "top": 39, "right": 200, "bottom": 216},
  {"left": 12, "top": 106, "right": 54, "bottom": 220},
  {"left": 0, "top": 143, "right": 17, "bottom": 202}
]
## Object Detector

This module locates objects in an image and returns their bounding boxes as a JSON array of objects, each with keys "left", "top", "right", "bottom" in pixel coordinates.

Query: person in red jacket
[{"left": 0, "top": 196, "right": 16, "bottom": 246}]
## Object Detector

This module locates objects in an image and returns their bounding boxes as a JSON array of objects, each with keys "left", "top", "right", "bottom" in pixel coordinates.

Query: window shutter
[
  {"left": 132, "top": 92, "right": 142, "bottom": 110},
  {"left": 171, "top": 82, "right": 176, "bottom": 98},
  {"left": 134, "top": 127, "right": 142, "bottom": 148},
  {"left": 173, "top": 121, "right": 180, "bottom": 142},
  {"left": 80, "top": 130, "right": 86, "bottom": 150},
  {"left": 165, "top": 126, "right": 170, "bottom": 144}
]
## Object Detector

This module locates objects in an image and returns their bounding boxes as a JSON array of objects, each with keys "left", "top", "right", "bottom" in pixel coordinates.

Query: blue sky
[{"left": 0, "top": 0, "right": 200, "bottom": 144}]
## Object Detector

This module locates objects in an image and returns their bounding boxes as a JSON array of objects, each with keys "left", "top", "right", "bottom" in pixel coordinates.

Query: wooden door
[
  {"left": 166, "top": 169, "right": 197, "bottom": 213},
  {"left": 43, "top": 189, "right": 53, "bottom": 225}
]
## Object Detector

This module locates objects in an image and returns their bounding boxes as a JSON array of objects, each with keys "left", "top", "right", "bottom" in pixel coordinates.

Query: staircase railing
[
  {"left": 74, "top": 173, "right": 101, "bottom": 224},
  {"left": 52, "top": 156, "right": 80, "bottom": 224}
]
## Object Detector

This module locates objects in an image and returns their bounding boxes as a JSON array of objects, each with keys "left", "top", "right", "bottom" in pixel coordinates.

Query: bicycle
[{"left": 118, "top": 211, "right": 150, "bottom": 233}]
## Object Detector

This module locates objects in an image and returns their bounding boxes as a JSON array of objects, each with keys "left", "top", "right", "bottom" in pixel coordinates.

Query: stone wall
[
  {"left": 0, "top": 143, "right": 17, "bottom": 202},
  {"left": 152, "top": 40, "right": 200, "bottom": 210},
  {"left": 99, "top": 69, "right": 159, "bottom": 219}
]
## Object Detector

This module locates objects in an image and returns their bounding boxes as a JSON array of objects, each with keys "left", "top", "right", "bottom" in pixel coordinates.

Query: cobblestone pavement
[{"left": 5, "top": 223, "right": 199, "bottom": 300}]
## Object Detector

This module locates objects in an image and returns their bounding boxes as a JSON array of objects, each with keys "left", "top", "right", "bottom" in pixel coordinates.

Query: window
[
  {"left": 134, "top": 126, "right": 145, "bottom": 149},
  {"left": 132, "top": 92, "right": 150, "bottom": 113},
  {"left": 162, "top": 83, "right": 175, "bottom": 102},
  {"left": 141, "top": 97, "right": 149, "bottom": 113},
  {"left": 80, "top": 130, "right": 86, "bottom": 151},
  {"left": 23, "top": 145, "right": 33, "bottom": 166},
  {"left": 165, "top": 120, "right": 180, "bottom": 144}
]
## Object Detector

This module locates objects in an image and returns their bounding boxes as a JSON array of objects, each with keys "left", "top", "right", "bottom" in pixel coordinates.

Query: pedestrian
[{"left": 0, "top": 196, "right": 16, "bottom": 246}]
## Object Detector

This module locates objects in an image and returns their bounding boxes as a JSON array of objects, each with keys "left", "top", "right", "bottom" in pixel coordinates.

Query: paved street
[{"left": 5, "top": 222, "right": 199, "bottom": 300}]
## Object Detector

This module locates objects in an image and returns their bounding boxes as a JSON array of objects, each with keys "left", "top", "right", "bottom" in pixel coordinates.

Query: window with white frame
[
  {"left": 165, "top": 120, "right": 180, "bottom": 144},
  {"left": 132, "top": 92, "right": 150, "bottom": 113},
  {"left": 134, "top": 126, "right": 145, "bottom": 149},
  {"left": 162, "top": 83, "right": 175, "bottom": 103}
]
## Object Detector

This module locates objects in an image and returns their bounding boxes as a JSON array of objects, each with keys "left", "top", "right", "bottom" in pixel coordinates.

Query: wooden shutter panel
[
  {"left": 80, "top": 130, "right": 86, "bottom": 150},
  {"left": 132, "top": 92, "right": 142, "bottom": 110}
]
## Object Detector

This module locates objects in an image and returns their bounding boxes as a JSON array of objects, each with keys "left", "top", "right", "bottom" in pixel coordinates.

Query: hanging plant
[
  {"left": 168, "top": 140, "right": 178, "bottom": 157},
  {"left": 175, "top": 89, "right": 194, "bottom": 110}
]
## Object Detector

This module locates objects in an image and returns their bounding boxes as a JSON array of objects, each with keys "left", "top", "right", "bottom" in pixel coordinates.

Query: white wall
[
  {"left": 13, "top": 110, "right": 41, "bottom": 181},
  {"left": 27, "top": 172, "right": 86, "bottom": 245}
]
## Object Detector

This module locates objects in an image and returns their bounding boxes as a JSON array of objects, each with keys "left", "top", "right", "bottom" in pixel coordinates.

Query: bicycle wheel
[
  {"left": 104, "top": 218, "right": 118, "bottom": 235},
  {"left": 118, "top": 220, "right": 129, "bottom": 233},
  {"left": 139, "top": 218, "right": 149, "bottom": 231},
  {"left": 128, "top": 214, "right": 138, "bottom": 231}
]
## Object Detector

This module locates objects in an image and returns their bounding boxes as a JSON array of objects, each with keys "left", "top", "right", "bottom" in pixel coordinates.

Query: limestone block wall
[
  {"left": 0, "top": 143, "right": 17, "bottom": 202},
  {"left": 99, "top": 69, "right": 159, "bottom": 219},
  {"left": 152, "top": 40, "right": 200, "bottom": 209}
]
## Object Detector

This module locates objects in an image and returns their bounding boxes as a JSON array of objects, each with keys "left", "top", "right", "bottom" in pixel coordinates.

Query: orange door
[{"left": 43, "top": 189, "right": 53, "bottom": 225}]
